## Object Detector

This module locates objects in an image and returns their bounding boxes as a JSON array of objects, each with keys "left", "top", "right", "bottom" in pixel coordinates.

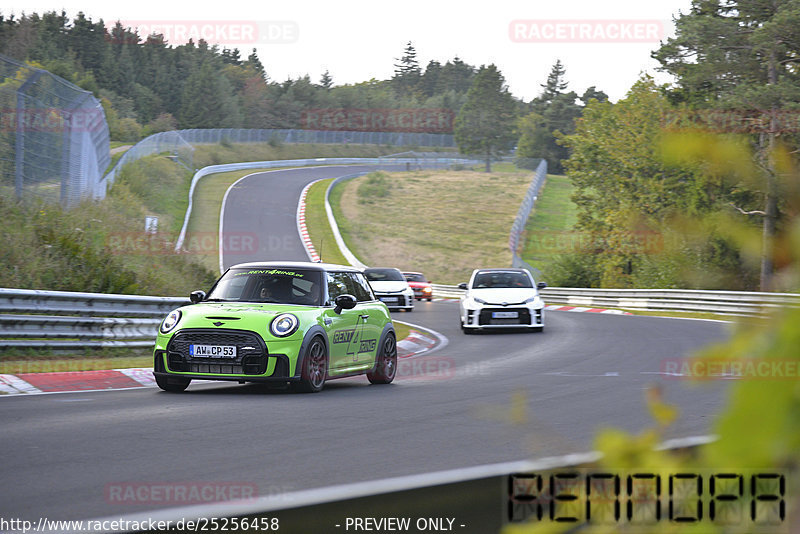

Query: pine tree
[
  {"left": 319, "top": 69, "right": 333, "bottom": 90},
  {"left": 454, "top": 64, "right": 518, "bottom": 172},
  {"left": 392, "top": 41, "right": 421, "bottom": 98},
  {"left": 653, "top": 0, "right": 800, "bottom": 289}
]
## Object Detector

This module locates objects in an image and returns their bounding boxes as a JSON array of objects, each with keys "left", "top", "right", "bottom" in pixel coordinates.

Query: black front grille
[
  {"left": 478, "top": 308, "right": 531, "bottom": 326},
  {"left": 167, "top": 329, "right": 267, "bottom": 375}
]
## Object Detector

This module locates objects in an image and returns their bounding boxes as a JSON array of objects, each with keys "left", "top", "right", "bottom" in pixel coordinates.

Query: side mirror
[
  {"left": 190, "top": 290, "right": 206, "bottom": 304},
  {"left": 537, "top": 282, "right": 548, "bottom": 290},
  {"left": 333, "top": 294, "right": 357, "bottom": 314},
  {"left": 457, "top": 283, "right": 468, "bottom": 290}
]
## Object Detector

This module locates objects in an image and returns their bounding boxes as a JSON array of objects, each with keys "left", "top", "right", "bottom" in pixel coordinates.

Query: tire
[
  {"left": 155, "top": 374, "right": 191, "bottom": 393},
  {"left": 427, "top": 298, "right": 433, "bottom": 302},
  {"left": 460, "top": 319, "right": 473, "bottom": 334},
  {"left": 367, "top": 332, "right": 397, "bottom": 384},
  {"left": 293, "top": 337, "right": 328, "bottom": 393}
]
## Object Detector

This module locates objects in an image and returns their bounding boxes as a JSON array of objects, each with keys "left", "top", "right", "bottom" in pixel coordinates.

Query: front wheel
[
  {"left": 368, "top": 332, "right": 397, "bottom": 384},
  {"left": 293, "top": 337, "right": 328, "bottom": 393},
  {"left": 155, "top": 374, "right": 191, "bottom": 393}
]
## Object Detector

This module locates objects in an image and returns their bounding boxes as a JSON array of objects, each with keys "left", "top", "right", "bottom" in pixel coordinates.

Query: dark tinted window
[
  {"left": 365, "top": 268, "right": 405, "bottom": 282},
  {"left": 404, "top": 273, "right": 426, "bottom": 282},
  {"left": 208, "top": 268, "right": 323, "bottom": 305},
  {"left": 327, "top": 272, "right": 373, "bottom": 303},
  {"left": 349, "top": 273, "right": 376, "bottom": 302},
  {"left": 472, "top": 271, "right": 532, "bottom": 289}
]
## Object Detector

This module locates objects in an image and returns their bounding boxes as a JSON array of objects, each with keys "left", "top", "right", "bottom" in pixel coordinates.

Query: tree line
[{"left": 0, "top": 14, "right": 484, "bottom": 141}]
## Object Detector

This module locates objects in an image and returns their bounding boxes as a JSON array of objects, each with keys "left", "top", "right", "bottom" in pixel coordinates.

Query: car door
[
  {"left": 324, "top": 272, "right": 369, "bottom": 372},
  {"left": 346, "top": 272, "right": 382, "bottom": 366}
]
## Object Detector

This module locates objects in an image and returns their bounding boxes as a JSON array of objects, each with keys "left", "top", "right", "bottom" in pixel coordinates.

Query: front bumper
[
  {"left": 375, "top": 292, "right": 414, "bottom": 309},
  {"left": 154, "top": 328, "right": 300, "bottom": 381},
  {"left": 462, "top": 306, "right": 544, "bottom": 329}
]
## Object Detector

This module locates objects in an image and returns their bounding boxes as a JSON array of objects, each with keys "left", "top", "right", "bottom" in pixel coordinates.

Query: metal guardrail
[
  {"left": 4, "top": 283, "right": 800, "bottom": 350},
  {"left": 432, "top": 284, "right": 800, "bottom": 315},
  {"left": 0, "top": 288, "right": 187, "bottom": 349}
]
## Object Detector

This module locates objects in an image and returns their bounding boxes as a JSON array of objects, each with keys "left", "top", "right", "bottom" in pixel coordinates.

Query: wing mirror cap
[
  {"left": 190, "top": 290, "right": 206, "bottom": 304},
  {"left": 537, "top": 282, "right": 548, "bottom": 290},
  {"left": 334, "top": 294, "right": 358, "bottom": 314},
  {"left": 457, "top": 283, "right": 468, "bottom": 290}
]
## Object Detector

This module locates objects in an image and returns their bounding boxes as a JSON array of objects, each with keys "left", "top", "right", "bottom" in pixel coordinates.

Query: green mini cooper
[{"left": 153, "top": 262, "right": 397, "bottom": 393}]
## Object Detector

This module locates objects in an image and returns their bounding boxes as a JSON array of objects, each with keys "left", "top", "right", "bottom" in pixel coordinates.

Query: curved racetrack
[{"left": 0, "top": 165, "right": 732, "bottom": 523}]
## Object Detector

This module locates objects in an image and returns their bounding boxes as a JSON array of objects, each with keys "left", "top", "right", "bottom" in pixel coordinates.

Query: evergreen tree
[
  {"left": 454, "top": 64, "right": 517, "bottom": 172},
  {"left": 522, "top": 61, "right": 584, "bottom": 173},
  {"left": 653, "top": 0, "right": 800, "bottom": 289},
  {"left": 319, "top": 69, "right": 333, "bottom": 90},
  {"left": 392, "top": 41, "right": 421, "bottom": 98}
]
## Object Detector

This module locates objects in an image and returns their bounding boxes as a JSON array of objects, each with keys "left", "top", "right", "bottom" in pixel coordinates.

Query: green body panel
[{"left": 155, "top": 300, "right": 391, "bottom": 379}]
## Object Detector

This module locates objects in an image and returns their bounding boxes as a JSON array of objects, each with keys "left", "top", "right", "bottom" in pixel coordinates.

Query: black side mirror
[
  {"left": 537, "top": 282, "right": 548, "bottom": 290},
  {"left": 333, "top": 294, "right": 357, "bottom": 314},
  {"left": 458, "top": 283, "right": 468, "bottom": 290},
  {"left": 190, "top": 290, "right": 206, "bottom": 304}
]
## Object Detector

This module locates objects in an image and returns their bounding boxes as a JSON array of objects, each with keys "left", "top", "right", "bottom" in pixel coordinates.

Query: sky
[{"left": 3, "top": 0, "right": 695, "bottom": 102}]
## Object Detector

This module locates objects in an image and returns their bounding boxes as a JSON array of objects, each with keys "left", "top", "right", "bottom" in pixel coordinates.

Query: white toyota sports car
[{"left": 458, "top": 268, "right": 546, "bottom": 333}]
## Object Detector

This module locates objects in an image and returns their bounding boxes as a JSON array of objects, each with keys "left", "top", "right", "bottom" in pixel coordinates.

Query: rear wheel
[
  {"left": 155, "top": 374, "right": 191, "bottom": 393},
  {"left": 293, "top": 337, "right": 328, "bottom": 393},
  {"left": 368, "top": 332, "right": 397, "bottom": 384}
]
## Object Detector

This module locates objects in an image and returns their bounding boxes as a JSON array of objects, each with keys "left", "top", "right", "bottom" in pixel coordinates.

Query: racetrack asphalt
[{"left": 0, "top": 165, "right": 734, "bottom": 525}]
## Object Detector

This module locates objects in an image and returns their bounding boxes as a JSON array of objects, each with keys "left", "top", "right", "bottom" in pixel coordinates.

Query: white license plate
[
  {"left": 189, "top": 344, "right": 236, "bottom": 358},
  {"left": 492, "top": 311, "right": 519, "bottom": 319},
  {"left": 380, "top": 297, "right": 398, "bottom": 304}
]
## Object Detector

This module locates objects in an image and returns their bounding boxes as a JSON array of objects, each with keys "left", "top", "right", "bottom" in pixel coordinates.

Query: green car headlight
[
  {"left": 270, "top": 313, "right": 299, "bottom": 337},
  {"left": 160, "top": 310, "right": 182, "bottom": 334}
]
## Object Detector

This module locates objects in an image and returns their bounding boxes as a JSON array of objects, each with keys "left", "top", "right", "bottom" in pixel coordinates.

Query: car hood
[
  {"left": 407, "top": 281, "right": 431, "bottom": 288},
  {"left": 369, "top": 281, "right": 410, "bottom": 292},
  {"left": 467, "top": 288, "right": 538, "bottom": 304},
  {"left": 172, "top": 302, "right": 318, "bottom": 330}
]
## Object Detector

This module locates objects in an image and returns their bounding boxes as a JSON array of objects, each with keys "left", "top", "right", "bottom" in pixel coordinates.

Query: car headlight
[
  {"left": 524, "top": 296, "right": 539, "bottom": 304},
  {"left": 270, "top": 313, "right": 299, "bottom": 337},
  {"left": 473, "top": 297, "right": 487, "bottom": 304},
  {"left": 160, "top": 310, "right": 182, "bottom": 334},
  {"left": 422, "top": 287, "right": 432, "bottom": 294}
]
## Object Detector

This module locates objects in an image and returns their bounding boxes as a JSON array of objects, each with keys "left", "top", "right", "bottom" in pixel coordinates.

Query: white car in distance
[
  {"left": 458, "top": 268, "right": 546, "bottom": 333},
  {"left": 364, "top": 267, "right": 415, "bottom": 312}
]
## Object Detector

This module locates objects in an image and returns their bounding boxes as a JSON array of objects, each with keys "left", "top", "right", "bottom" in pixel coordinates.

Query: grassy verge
[
  {"left": 304, "top": 178, "right": 349, "bottom": 265},
  {"left": 329, "top": 168, "right": 534, "bottom": 284},
  {"left": 518, "top": 174, "right": 578, "bottom": 276},
  {"left": 185, "top": 143, "right": 441, "bottom": 273}
]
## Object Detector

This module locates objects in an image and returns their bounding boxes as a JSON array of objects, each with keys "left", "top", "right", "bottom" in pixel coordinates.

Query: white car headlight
[
  {"left": 160, "top": 310, "right": 182, "bottom": 334},
  {"left": 523, "top": 296, "right": 539, "bottom": 304},
  {"left": 473, "top": 297, "right": 487, "bottom": 305},
  {"left": 270, "top": 313, "right": 299, "bottom": 337}
]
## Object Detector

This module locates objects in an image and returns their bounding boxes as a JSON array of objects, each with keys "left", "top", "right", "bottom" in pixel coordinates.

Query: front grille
[
  {"left": 478, "top": 308, "right": 531, "bottom": 326},
  {"left": 167, "top": 329, "right": 267, "bottom": 375}
]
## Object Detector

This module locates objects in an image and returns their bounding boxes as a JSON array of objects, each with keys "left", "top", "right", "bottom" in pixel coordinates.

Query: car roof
[
  {"left": 402, "top": 271, "right": 424, "bottom": 275},
  {"left": 472, "top": 268, "right": 530, "bottom": 274},
  {"left": 229, "top": 261, "right": 362, "bottom": 273},
  {"left": 364, "top": 267, "right": 403, "bottom": 272}
]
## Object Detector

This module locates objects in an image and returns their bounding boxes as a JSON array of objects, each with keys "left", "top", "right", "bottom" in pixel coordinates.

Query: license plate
[
  {"left": 492, "top": 311, "right": 519, "bottom": 319},
  {"left": 380, "top": 297, "right": 398, "bottom": 304},
  {"left": 189, "top": 344, "right": 236, "bottom": 358}
]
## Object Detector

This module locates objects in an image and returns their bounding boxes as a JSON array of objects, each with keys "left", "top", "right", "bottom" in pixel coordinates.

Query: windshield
[
  {"left": 207, "top": 268, "right": 323, "bottom": 306},
  {"left": 472, "top": 271, "right": 533, "bottom": 289},
  {"left": 365, "top": 268, "right": 405, "bottom": 282},
  {"left": 404, "top": 273, "right": 426, "bottom": 282}
]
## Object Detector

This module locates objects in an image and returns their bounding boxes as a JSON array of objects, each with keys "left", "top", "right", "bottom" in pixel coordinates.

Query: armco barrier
[
  {"left": 4, "top": 285, "right": 800, "bottom": 350},
  {"left": 432, "top": 284, "right": 800, "bottom": 315},
  {"left": 0, "top": 288, "right": 187, "bottom": 349},
  {"left": 73, "top": 435, "right": 718, "bottom": 534}
]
